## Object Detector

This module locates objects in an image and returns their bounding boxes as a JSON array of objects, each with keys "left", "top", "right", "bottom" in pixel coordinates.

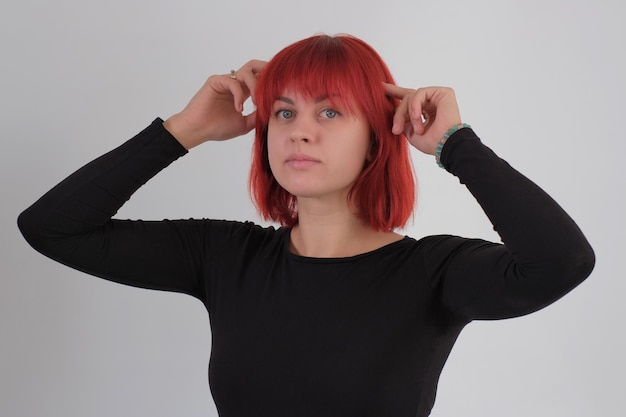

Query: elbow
[
  {"left": 575, "top": 242, "right": 596, "bottom": 284},
  {"left": 17, "top": 206, "right": 49, "bottom": 253},
  {"left": 550, "top": 241, "right": 596, "bottom": 290},
  {"left": 18, "top": 207, "right": 34, "bottom": 241}
]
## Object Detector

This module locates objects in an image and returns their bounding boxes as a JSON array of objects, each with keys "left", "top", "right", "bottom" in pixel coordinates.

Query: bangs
[{"left": 256, "top": 35, "right": 387, "bottom": 121}]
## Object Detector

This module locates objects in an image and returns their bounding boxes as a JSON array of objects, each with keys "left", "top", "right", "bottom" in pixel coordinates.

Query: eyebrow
[{"left": 275, "top": 95, "right": 331, "bottom": 105}]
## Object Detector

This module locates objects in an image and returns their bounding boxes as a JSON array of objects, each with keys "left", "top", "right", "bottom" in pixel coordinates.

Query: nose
[{"left": 289, "top": 115, "right": 317, "bottom": 143}]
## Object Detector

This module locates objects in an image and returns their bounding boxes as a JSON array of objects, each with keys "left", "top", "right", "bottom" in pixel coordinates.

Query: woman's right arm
[
  {"left": 18, "top": 61, "right": 266, "bottom": 298},
  {"left": 18, "top": 119, "right": 204, "bottom": 295}
]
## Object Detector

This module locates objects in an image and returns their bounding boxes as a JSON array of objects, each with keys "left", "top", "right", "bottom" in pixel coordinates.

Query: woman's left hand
[{"left": 384, "top": 83, "right": 462, "bottom": 155}]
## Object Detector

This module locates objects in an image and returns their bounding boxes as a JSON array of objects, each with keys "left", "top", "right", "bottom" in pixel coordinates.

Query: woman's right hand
[{"left": 164, "top": 59, "right": 266, "bottom": 149}]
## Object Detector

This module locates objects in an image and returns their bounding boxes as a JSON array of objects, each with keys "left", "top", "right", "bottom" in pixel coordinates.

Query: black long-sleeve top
[{"left": 18, "top": 119, "right": 595, "bottom": 416}]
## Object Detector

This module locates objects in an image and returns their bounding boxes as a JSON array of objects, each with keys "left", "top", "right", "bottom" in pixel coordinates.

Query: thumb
[{"left": 243, "top": 111, "right": 257, "bottom": 133}]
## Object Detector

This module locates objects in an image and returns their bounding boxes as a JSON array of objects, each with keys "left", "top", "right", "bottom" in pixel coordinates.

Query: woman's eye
[
  {"left": 276, "top": 109, "right": 294, "bottom": 119},
  {"left": 323, "top": 109, "right": 338, "bottom": 119}
]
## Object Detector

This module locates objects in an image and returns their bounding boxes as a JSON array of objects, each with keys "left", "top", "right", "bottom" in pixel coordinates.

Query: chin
[
  {"left": 281, "top": 186, "right": 320, "bottom": 199},
  {"left": 276, "top": 178, "right": 353, "bottom": 201}
]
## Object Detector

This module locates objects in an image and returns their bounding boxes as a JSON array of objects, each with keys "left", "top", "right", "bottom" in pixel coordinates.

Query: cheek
[{"left": 351, "top": 126, "right": 373, "bottom": 163}]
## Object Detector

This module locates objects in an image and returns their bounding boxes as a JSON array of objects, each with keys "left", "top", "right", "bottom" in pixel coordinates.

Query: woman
[{"left": 18, "top": 34, "right": 594, "bottom": 416}]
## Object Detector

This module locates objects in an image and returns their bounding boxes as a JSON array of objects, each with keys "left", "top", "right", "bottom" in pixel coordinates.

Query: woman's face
[{"left": 267, "top": 90, "right": 371, "bottom": 205}]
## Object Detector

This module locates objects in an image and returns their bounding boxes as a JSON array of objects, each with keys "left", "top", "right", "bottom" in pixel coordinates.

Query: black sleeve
[
  {"left": 429, "top": 128, "right": 595, "bottom": 320},
  {"left": 17, "top": 118, "right": 235, "bottom": 300}
]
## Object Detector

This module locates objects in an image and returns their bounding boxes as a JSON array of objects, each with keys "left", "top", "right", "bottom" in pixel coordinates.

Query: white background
[{"left": 1, "top": 0, "right": 624, "bottom": 416}]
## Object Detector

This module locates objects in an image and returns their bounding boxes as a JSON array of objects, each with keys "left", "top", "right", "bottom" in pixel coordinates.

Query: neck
[{"left": 289, "top": 197, "right": 402, "bottom": 258}]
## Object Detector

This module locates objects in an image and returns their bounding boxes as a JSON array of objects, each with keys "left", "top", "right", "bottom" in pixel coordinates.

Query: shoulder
[
  {"left": 408, "top": 233, "right": 488, "bottom": 255},
  {"left": 196, "top": 219, "right": 288, "bottom": 256}
]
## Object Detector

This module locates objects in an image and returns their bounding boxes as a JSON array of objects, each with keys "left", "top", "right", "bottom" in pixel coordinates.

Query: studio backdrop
[{"left": 1, "top": 0, "right": 623, "bottom": 416}]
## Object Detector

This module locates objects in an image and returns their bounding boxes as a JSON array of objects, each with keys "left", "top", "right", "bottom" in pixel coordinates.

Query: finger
[
  {"left": 214, "top": 76, "right": 248, "bottom": 112},
  {"left": 231, "top": 81, "right": 250, "bottom": 113},
  {"left": 383, "top": 82, "right": 415, "bottom": 100},
  {"left": 235, "top": 72, "right": 257, "bottom": 105},
  {"left": 391, "top": 95, "right": 410, "bottom": 135},
  {"left": 246, "top": 59, "right": 268, "bottom": 74},
  {"left": 237, "top": 59, "right": 268, "bottom": 103},
  {"left": 408, "top": 90, "right": 427, "bottom": 135},
  {"left": 385, "top": 83, "right": 423, "bottom": 135}
]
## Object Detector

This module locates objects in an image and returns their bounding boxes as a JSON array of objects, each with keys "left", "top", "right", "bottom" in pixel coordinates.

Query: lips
[{"left": 285, "top": 153, "right": 321, "bottom": 169}]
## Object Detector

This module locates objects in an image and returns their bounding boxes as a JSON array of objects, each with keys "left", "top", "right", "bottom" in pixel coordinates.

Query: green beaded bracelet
[{"left": 435, "top": 123, "right": 471, "bottom": 168}]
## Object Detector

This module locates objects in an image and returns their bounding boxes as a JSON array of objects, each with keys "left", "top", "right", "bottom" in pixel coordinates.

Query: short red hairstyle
[{"left": 249, "top": 34, "right": 415, "bottom": 231}]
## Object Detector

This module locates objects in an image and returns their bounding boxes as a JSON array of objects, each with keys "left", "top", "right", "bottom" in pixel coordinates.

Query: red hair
[{"left": 249, "top": 34, "right": 415, "bottom": 231}]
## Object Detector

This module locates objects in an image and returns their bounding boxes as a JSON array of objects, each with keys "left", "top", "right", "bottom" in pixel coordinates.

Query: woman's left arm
[{"left": 386, "top": 84, "right": 595, "bottom": 319}]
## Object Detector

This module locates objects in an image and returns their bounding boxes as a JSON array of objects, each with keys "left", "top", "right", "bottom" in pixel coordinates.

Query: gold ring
[{"left": 229, "top": 69, "right": 237, "bottom": 79}]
